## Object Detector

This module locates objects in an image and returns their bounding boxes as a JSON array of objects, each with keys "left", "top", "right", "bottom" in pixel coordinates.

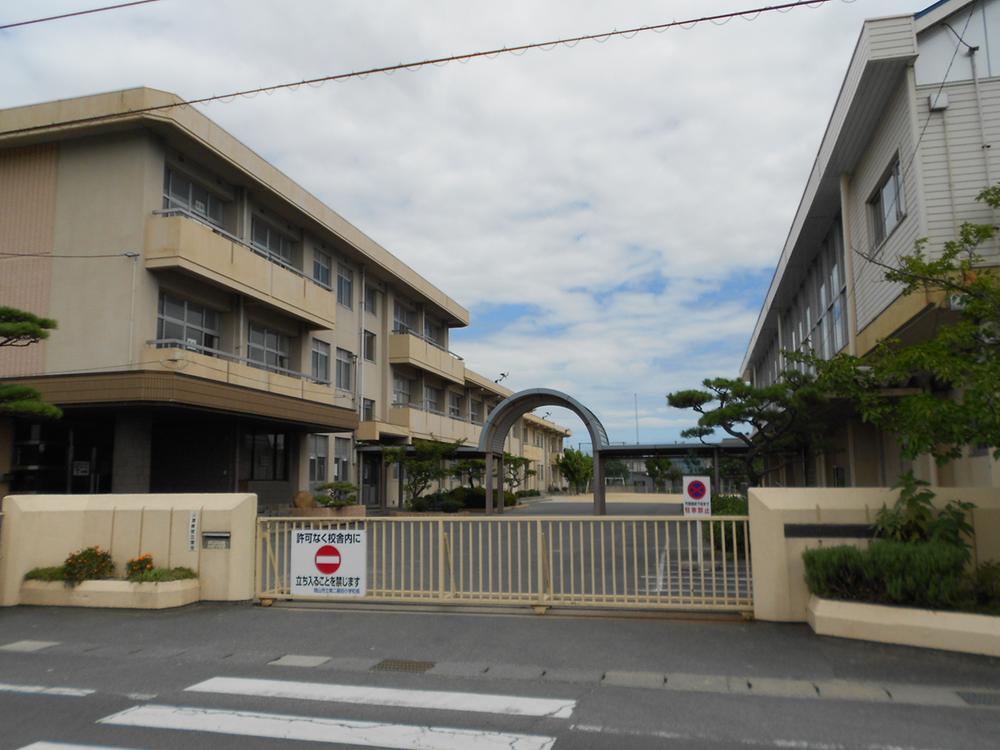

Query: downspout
[
  {"left": 356, "top": 266, "right": 365, "bottom": 503},
  {"left": 969, "top": 45, "right": 998, "bottom": 252}
]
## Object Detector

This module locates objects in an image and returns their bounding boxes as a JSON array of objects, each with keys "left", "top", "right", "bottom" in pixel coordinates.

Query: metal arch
[{"left": 477, "top": 388, "right": 610, "bottom": 454}]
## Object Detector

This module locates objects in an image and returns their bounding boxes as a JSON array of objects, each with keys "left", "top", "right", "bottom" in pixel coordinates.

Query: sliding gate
[{"left": 256, "top": 516, "right": 752, "bottom": 613}]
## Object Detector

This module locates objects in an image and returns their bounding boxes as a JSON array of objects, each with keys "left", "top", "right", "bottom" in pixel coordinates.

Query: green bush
[
  {"left": 711, "top": 494, "right": 748, "bottom": 515},
  {"left": 968, "top": 561, "right": 1000, "bottom": 614},
  {"left": 515, "top": 489, "right": 541, "bottom": 499},
  {"left": 129, "top": 566, "right": 197, "bottom": 583},
  {"left": 314, "top": 481, "right": 358, "bottom": 508},
  {"left": 63, "top": 546, "right": 114, "bottom": 586},
  {"left": 125, "top": 553, "right": 154, "bottom": 579},
  {"left": 24, "top": 566, "right": 66, "bottom": 582},
  {"left": 868, "top": 540, "right": 968, "bottom": 609},
  {"left": 439, "top": 498, "right": 463, "bottom": 513},
  {"left": 803, "top": 545, "right": 880, "bottom": 601}
]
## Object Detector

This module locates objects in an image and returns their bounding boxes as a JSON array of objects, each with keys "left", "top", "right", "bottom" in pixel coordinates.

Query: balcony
[
  {"left": 144, "top": 210, "right": 336, "bottom": 329},
  {"left": 388, "top": 330, "right": 465, "bottom": 385},
  {"left": 386, "top": 403, "right": 482, "bottom": 443},
  {"left": 522, "top": 445, "right": 544, "bottom": 462},
  {"left": 139, "top": 340, "right": 343, "bottom": 406}
]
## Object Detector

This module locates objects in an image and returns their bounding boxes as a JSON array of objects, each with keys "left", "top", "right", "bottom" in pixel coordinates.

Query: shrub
[
  {"left": 504, "top": 491, "right": 517, "bottom": 507},
  {"left": 407, "top": 496, "right": 433, "bottom": 512},
  {"left": 24, "top": 566, "right": 66, "bottom": 582},
  {"left": 968, "top": 561, "right": 1000, "bottom": 613},
  {"left": 125, "top": 553, "right": 154, "bottom": 579},
  {"left": 874, "top": 473, "right": 975, "bottom": 559},
  {"left": 803, "top": 545, "right": 880, "bottom": 602},
  {"left": 711, "top": 494, "right": 748, "bottom": 515},
  {"left": 439, "top": 498, "right": 463, "bottom": 513},
  {"left": 314, "top": 481, "right": 358, "bottom": 508},
  {"left": 129, "top": 566, "right": 197, "bottom": 583},
  {"left": 63, "top": 546, "right": 114, "bottom": 586},
  {"left": 868, "top": 540, "right": 968, "bottom": 609},
  {"left": 515, "top": 489, "right": 541, "bottom": 499}
]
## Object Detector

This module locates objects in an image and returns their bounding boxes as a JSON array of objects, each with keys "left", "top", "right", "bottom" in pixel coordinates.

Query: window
[
  {"left": 393, "top": 375, "right": 412, "bottom": 406},
  {"left": 470, "top": 399, "right": 483, "bottom": 424},
  {"left": 448, "top": 392, "right": 463, "bottom": 418},
  {"left": 364, "top": 286, "right": 378, "bottom": 315},
  {"left": 424, "top": 318, "right": 444, "bottom": 347},
  {"left": 248, "top": 323, "right": 289, "bottom": 372},
  {"left": 424, "top": 386, "right": 443, "bottom": 414},
  {"left": 243, "top": 431, "right": 287, "bottom": 481},
  {"left": 313, "top": 249, "right": 331, "bottom": 288},
  {"left": 362, "top": 398, "right": 376, "bottom": 422},
  {"left": 337, "top": 265, "right": 354, "bottom": 309},
  {"left": 163, "top": 168, "right": 225, "bottom": 226},
  {"left": 308, "top": 435, "right": 328, "bottom": 483},
  {"left": 334, "top": 436, "right": 351, "bottom": 481},
  {"left": 869, "top": 158, "right": 904, "bottom": 245},
  {"left": 251, "top": 216, "right": 293, "bottom": 264},
  {"left": 393, "top": 301, "right": 417, "bottom": 333},
  {"left": 311, "top": 340, "right": 330, "bottom": 383},
  {"left": 157, "top": 293, "right": 220, "bottom": 351},
  {"left": 335, "top": 348, "right": 353, "bottom": 390},
  {"left": 363, "top": 330, "right": 376, "bottom": 362}
]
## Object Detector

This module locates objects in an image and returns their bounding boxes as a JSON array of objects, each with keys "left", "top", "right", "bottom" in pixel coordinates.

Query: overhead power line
[
  {"left": 0, "top": 0, "right": 161, "bottom": 31},
  {"left": 0, "top": 0, "right": 840, "bottom": 138}
]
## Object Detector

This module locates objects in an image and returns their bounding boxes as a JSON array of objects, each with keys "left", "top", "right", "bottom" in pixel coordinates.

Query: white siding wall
[
  {"left": 847, "top": 80, "right": 921, "bottom": 331},
  {"left": 917, "top": 77, "right": 1000, "bottom": 259}
]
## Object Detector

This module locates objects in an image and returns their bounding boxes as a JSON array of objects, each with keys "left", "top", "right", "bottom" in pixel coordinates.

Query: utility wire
[
  {"left": 0, "top": 0, "right": 161, "bottom": 31},
  {"left": 0, "top": 0, "right": 838, "bottom": 138}
]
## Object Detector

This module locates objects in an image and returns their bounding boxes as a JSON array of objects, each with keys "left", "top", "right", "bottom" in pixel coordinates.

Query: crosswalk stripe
[
  {"left": 0, "top": 683, "right": 94, "bottom": 697},
  {"left": 17, "top": 743, "right": 145, "bottom": 750},
  {"left": 186, "top": 676, "right": 575, "bottom": 718},
  {"left": 99, "top": 704, "right": 558, "bottom": 750}
]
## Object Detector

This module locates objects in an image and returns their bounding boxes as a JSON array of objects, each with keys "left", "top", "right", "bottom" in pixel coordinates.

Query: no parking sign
[
  {"left": 682, "top": 476, "right": 711, "bottom": 517},
  {"left": 291, "top": 530, "right": 367, "bottom": 597}
]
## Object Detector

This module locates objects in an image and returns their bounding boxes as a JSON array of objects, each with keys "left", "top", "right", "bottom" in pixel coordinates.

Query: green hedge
[
  {"left": 803, "top": 540, "right": 998, "bottom": 613},
  {"left": 407, "top": 487, "right": 517, "bottom": 513}
]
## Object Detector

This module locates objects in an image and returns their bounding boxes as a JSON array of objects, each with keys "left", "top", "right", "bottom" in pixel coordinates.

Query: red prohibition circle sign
[
  {"left": 688, "top": 480, "right": 707, "bottom": 500},
  {"left": 314, "top": 544, "right": 341, "bottom": 575}
]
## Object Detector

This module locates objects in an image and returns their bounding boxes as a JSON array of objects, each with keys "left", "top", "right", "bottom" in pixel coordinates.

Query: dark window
[{"left": 244, "top": 431, "right": 288, "bottom": 481}]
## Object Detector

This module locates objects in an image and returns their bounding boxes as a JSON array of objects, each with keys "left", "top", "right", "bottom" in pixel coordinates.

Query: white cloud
[{"left": 1, "top": 0, "right": 922, "bottom": 441}]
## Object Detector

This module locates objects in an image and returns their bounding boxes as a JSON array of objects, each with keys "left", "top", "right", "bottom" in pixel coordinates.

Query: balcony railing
[
  {"left": 148, "top": 338, "right": 329, "bottom": 385},
  {"left": 391, "top": 400, "right": 487, "bottom": 425},
  {"left": 152, "top": 207, "right": 332, "bottom": 291},
  {"left": 391, "top": 325, "right": 463, "bottom": 361}
]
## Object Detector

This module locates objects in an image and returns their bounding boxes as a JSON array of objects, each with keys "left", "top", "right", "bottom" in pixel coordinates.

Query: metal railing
[
  {"left": 147, "top": 338, "right": 329, "bottom": 385},
  {"left": 390, "top": 326, "right": 464, "bottom": 361},
  {"left": 152, "top": 207, "right": 332, "bottom": 290},
  {"left": 256, "top": 516, "right": 752, "bottom": 612}
]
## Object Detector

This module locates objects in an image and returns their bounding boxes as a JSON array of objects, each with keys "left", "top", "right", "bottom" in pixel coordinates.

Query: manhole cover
[
  {"left": 372, "top": 658, "right": 435, "bottom": 673},
  {"left": 957, "top": 691, "right": 1000, "bottom": 707}
]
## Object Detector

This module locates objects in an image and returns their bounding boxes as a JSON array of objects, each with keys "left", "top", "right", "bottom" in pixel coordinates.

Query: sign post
[
  {"left": 682, "top": 476, "right": 712, "bottom": 570},
  {"left": 290, "top": 529, "right": 367, "bottom": 597}
]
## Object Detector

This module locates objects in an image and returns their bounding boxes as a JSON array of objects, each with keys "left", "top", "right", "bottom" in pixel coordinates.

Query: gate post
[
  {"left": 497, "top": 454, "right": 505, "bottom": 514},
  {"left": 593, "top": 449, "right": 606, "bottom": 516},
  {"left": 437, "top": 519, "right": 446, "bottom": 600},
  {"left": 484, "top": 452, "right": 494, "bottom": 515}
]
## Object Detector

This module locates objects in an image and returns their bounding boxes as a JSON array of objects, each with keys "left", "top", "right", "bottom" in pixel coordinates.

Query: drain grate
[
  {"left": 371, "top": 658, "right": 435, "bottom": 674},
  {"left": 957, "top": 691, "right": 1000, "bottom": 707}
]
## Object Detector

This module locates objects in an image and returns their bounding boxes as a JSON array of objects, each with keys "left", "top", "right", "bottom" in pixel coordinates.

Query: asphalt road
[{"left": 2, "top": 603, "right": 999, "bottom": 749}]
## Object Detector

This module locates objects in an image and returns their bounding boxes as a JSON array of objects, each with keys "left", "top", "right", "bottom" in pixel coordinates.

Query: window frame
[
  {"left": 363, "top": 330, "right": 376, "bottom": 362},
  {"left": 869, "top": 157, "right": 905, "bottom": 247},
  {"left": 157, "top": 293, "right": 221, "bottom": 352},
  {"left": 247, "top": 322, "right": 290, "bottom": 373},
  {"left": 362, "top": 398, "right": 376, "bottom": 422},
  {"left": 335, "top": 348, "right": 354, "bottom": 391},
  {"left": 250, "top": 214, "right": 295, "bottom": 265},
  {"left": 313, "top": 248, "right": 332, "bottom": 289},
  {"left": 308, "top": 434, "right": 328, "bottom": 483},
  {"left": 364, "top": 287, "right": 378, "bottom": 315},
  {"left": 337, "top": 264, "right": 354, "bottom": 309},
  {"left": 163, "top": 167, "right": 227, "bottom": 227},
  {"left": 311, "top": 339, "right": 331, "bottom": 383}
]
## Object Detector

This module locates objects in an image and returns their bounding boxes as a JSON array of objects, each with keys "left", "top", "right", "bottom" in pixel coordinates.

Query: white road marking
[
  {"left": 0, "top": 640, "right": 60, "bottom": 653},
  {"left": 17, "top": 744, "right": 146, "bottom": 750},
  {"left": 570, "top": 724, "right": 953, "bottom": 750},
  {"left": 186, "top": 675, "right": 575, "bottom": 718},
  {"left": 100, "top": 704, "right": 557, "bottom": 750},
  {"left": 0, "top": 682, "right": 93, "bottom": 697}
]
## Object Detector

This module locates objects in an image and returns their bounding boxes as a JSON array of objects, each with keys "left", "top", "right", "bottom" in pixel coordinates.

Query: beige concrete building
[
  {"left": 741, "top": 0, "right": 1000, "bottom": 488},
  {"left": 0, "top": 88, "right": 568, "bottom": 508}
]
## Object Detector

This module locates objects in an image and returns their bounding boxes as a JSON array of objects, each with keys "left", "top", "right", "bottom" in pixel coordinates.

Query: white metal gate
[{"left": 256, "top": 516, "right": 751, "bottom": 612}]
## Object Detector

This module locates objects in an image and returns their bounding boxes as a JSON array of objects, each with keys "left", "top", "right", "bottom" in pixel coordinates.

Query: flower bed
[
  {"left": 807, "top": 595, "right": 1000, "bottom": 657},
  {"left": 20, "top": 578, "right": 199, "bottom": 609}
]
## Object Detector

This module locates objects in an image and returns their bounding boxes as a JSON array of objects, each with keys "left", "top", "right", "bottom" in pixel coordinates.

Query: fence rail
[{"left": 257, "top": 516, "right": 752, "bottom": 612}]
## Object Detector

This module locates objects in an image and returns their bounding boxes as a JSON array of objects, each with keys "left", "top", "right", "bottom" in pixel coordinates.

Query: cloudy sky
[{"left": 2, "top": 0, "right": 925, "bottom": 446}]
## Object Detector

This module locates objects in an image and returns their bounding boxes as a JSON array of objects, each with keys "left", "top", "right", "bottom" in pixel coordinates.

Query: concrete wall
[
  {"left": 0, "top": 493, "right": 257, "bottom": 606},
  {"left": 749, "top": 486, "right": 1000, "bottom": 622}
]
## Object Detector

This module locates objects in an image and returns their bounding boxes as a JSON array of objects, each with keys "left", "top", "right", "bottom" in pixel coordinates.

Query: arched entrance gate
[{"left": 478, "top": 388, "right": 610, "bottom": 515}]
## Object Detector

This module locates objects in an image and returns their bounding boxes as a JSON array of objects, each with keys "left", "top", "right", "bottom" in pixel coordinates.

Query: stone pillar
[
  {"left": 112, "top": 412, "right": 152, "bottom": 493},
  {"left": 497, "top": 454, "right": 505, "bottom": 514}
]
